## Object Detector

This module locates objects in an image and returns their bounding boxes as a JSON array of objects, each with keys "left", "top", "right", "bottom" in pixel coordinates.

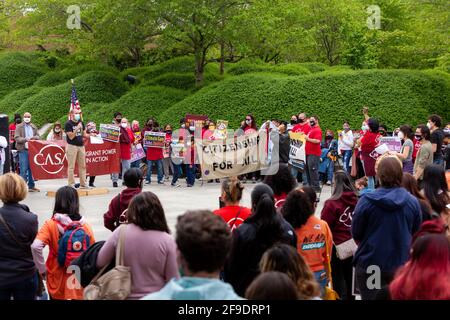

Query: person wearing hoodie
[
  {"left": 142, "top": 210, "right": 242, "bottom": 300},
  {"left": 98, "top": 192, "right": 179, "bottom": 300},
  {"left": 0, "top": 173, "right": 38, "bottom": 300},
  {"left": 31, "top": 186, "right": 95, "bottom": 300},
  {"left": 223, "top": 184, "right": 297, "bottom": 297},
  {"left": 103, "top": 168, "right": 143, "bottom": 232},
  {"left": 320, "top": 170, "right": 359, "bottom": 300},
  {"left": 352, "top": 157, "right": 422, "bottom": 300}
]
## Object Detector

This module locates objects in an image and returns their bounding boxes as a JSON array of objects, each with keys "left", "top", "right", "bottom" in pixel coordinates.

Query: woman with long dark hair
[
  {"left": 320, "top": 170, "right": 358, "bottom": 300},
  {"left": 31, "top": 186, "right": 95, "bottom": 300},
  {"left": 401, "top": 173, "right": 436, "bottom": 221},
  {"left": 389, "top": 234, "right": 450, "bottom": 300},
  {"left": 395, "top": 125, "right": 414, "bottom": 174},
  {"left": 97, "top": 192, "right": 179, "bottom": 300},
  {"left": 223, "top": 184, "right": 296, "bottom": 297},
  {"left": 263, "top": 163, "right": 297, "bottom": 209},
  {"left": 422, "top": 164, "right": 450, "bottom": 217},
  {"left": 359, "top": 118, "right": 380, "bottom": 190}
]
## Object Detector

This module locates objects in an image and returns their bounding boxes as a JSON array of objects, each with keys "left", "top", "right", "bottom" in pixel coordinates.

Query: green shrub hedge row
[
  {"left": 0, "top": 86, "right": 44, "bottom": 117},
  {"left": 158, "top": 70, "right": 450, "bottom": 131},
  {"left": 16, "top": 71, "right": 129, "bottom": 126},
  {"left": 227, "top": 61, "right": 312, "bottom": 76}
]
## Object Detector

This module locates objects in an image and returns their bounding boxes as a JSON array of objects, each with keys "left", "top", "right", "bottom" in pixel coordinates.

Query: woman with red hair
[{"left": 389, "top": 233, "right": 450, "bottom": 300}]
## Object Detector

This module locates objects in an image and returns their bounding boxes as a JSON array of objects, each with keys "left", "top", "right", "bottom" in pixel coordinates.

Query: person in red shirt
[
  {"left": 118, "top": 118, "right": 135, "bottom": 185},
  {"left": 8, "top": 114, "right": 21, "bottom": 173},
  {"left": 304, "top": 115, "right": 322, "bottom": 192},
  {"left": 292, "top": 112, "right": 311, "bottom": 135},
  {"left": 143, "top": 120, "right": 164, "bottom": 185},
  {"left": 214, "top": 178, "right": 252, "bottom": 231},
  {"left": 359, "top": 118, "right": 380, "bottom": 190}
]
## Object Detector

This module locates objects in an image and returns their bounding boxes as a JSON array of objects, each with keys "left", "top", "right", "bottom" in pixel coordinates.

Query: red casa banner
[{"left": 28, "top": 140, "right": 120, "bottom": 180}]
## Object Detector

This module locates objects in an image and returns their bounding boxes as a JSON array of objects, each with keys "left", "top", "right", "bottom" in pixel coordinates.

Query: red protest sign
[{"left": 28, "top": 140, "right": 120, "bottom": 180}]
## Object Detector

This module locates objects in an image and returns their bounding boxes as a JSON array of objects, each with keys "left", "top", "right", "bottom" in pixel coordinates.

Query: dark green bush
[
  {"left": 141, "top": 56, "right": 196, "bottom": 81},
  {"left": 143, "top": 71, "right": 225, "bottom": 91},
  {"left": 295, "top": 62, "right": 328, "bottom": 73},
  {"left": 17, "top": 71, "right": 128, "bottom": 126},
  {"left": 227, "top": 61, "right": 311, "bottom": 76},
  {"left": 0, "top": 86, "right": 44, "bottom": 118},
  {"left": 159, "top": 70, "right": 450, "bottom": 131}
]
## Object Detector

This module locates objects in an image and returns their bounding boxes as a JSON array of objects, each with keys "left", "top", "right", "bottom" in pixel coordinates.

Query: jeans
[
  {"left": 0, "top": 273, "right": 38, "bottom": 300},
  {"left": 290, "top": 166, "right": 308, "bottom": 185},
  {"left": 367, "top": 176, "right": 375, "bottom": 190},
  {"left": 313, "top": 269, "right": 328, "bottom": 297},
  {"left": 342, "top": 150, "right": 352, "bottom": 174},
  {"left": 18, "top": 150, "right": 35, "bottom": 188},
  {"left": 433, "top": 158, "right": 444, "bottom": 166},
  {"left": 171, "top": 163, "right": 183, "bottom": 184},
  {"left": 162, "top": 157, "right": 173, "bottom": 179},
  {"left": 306, "top": 154, "right": 320, "bottom": 191},
  {"left": 121, "top": 159, "right": 131, "bottom": 174},
  {"left": 0, "top": 162, "right": 3, "bottom": 175},
  {"left": 130, "top": 159, "right": 141, "bottom": 168},
  {"left": 186, "top": 164, "right": 196, "bottom": 186},
  {"left": 146, "top": 159, "right": 163, "bottom": 183},
  {"left": 330, "top": 246, "right": 354, "bottom": 300}
]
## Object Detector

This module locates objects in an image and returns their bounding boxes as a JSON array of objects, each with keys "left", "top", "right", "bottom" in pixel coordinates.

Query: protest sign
[
  {"left": 28, "top": 140, "right": 120, "bottom": 180},
  {"left": 99, "top": 124, "right": 120, "bottom": 143},
  {"left": 131, "top": 143, "right": 146, "bottom": 162},
  {"left": 143, "top": 131, "right": 166, "bottom": 148},
  {"left": 186, "top": 114, "right": 208, "bottom": 133},
  {"left": 380, "top": 136, "right": 402, "bottom": 152},
  {"left": 196, "top": 131, "right": 268, "bottom": 179},
  {"left": 289, "top": 131, "right": 306, "bottom": 169},
  {"left": 213, "top": 120, "right": 228, "bottom": 140}
]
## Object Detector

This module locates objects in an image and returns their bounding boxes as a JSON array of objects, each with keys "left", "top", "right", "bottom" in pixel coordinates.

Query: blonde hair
[
  {"left": 221, "top": 177, "right": 244, "bottom": 203},
  {"left": 0, "top": 173, "right": 28, "bottom": 203}
]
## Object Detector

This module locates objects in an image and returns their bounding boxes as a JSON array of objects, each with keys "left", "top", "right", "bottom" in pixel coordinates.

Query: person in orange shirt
[
  {"left": 31, "top": 186, "right": 95, "bottom": 300},
  {"left": 282, "top": 187, "right": 333, "bottom": 295}
]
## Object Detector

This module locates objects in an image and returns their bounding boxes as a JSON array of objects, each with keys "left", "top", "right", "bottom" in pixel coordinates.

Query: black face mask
[
  {"left": 326, "top": 134, "right": 333, "bottom": 139},
  {"left": 415, "top": 135, "right": 423, "bottom": 141},
  {"left": 309, "top": 120, "right": 316, "bottom": 127},
  {"left": 116, "top": 118, "right": 122, "bottom": 124},
  {"left": 380, "top": 131, "right": 386, "bottom": 136},
  {"left": 299, "top": 119, "right": 305, "bottom": 124},
  {"left": 290, "top": 120, "right": 297, "bottom": 125},
  {"left": 15, "top": 119, "right": 21, "bottom": 124},
  {"left": 166, "top": 130, "right": 172, "bottom": 134}
]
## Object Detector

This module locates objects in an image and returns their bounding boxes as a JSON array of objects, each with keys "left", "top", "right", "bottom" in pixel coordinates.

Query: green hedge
[
  {"left": 142, "top": 71, "right": 225, "bottom": 91},
  {"left": 159, "top": 70, "right": 450, "bottom": 131},
  {"left": 0, "top": 52, "right": 47, "bottom": 98},
  {"left": 227, "top": 61, "right": 311, "bottom": 76},
  {"left": 295, "top": 62, "right": 328, "bottom": 73},
  {"left": 17, "top": 71, "right": 128, "bottom": 126},
  {"left": 84, "top": 86, "right": 189, "bottom": 126},
  {"left": 141, "top": 56, "right": 196, "bottom": 81},
  {"left": 0, "top": 86, "right": 44, "bottom": 117},
  {"left": 34, "top": 64, "right": 119, "bottom": 87}
]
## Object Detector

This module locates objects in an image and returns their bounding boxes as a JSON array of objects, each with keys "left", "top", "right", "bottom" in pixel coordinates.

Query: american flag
[{"left": 68, "top": 80, "right": 82, "bottom": 120}]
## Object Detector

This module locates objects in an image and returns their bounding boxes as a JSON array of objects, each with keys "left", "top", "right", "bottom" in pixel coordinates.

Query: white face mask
[
  {"left": 23, "top": 117, "right": 31, "bottom": 123},
  {"left": 189, "top": 126, "right": 195, "bottom": 132},
  {"left": 245, "top": 120, "right": 252, "bottom": 125},
  {"left": 427, "top": 122, "right": 432, "bottom": 129},
  {"left": 121, "top": 123, "right": 128, "bottom": 128},
  {"left": 398, "top": 131, "right": 404, "bottom": 140}
]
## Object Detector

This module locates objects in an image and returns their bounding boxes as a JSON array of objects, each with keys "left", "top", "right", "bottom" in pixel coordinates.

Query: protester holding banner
[
  {"left": 130, "top": 120, "right": 143, "bottom": 169},
  {"left": 143, "top": 121, "right": 164, "bottom": 185},
  {"left": 14, "top": 112, "right": 40, "bottom": 192},
  {"left": 46, "top": 122, "right": 66, "bottom": 142},
  {"left": 394, "top": 125, "right": 414, "bottom": 174},
  {"left": 304, "top": 115, "right": 323, "bottom": 192},
  {"left": 65, "top": 108, "right": 88, "bottom": 189},
  {"left": 162, "top": 124, "right": 174, "bottom": 182},
  {"left": 359, "top": 118, "right": 380, "bottom": 191}
]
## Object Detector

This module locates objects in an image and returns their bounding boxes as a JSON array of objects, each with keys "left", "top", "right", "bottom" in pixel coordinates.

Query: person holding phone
[{"left": 214, "top": 177, "right": 251, "bottom": 231}]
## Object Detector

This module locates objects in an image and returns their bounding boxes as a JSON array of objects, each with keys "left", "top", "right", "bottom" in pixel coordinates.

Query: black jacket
[
  {"left": 71, "top": 241, "right": 114, "bottom": 287},
  {"left": 223, "top": 218, "right": 297, "bottom": 297},
  {"left": 0, "top": 203, "right": 38, "bottom": 287}
]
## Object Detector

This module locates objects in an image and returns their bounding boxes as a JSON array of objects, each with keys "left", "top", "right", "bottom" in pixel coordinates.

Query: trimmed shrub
[
  {"left": 17, "top": 71, "right": 128, "bottom": 126},
  {"left": 0, "top": 52, "right": 47, "bottom": 97},
  {"left": 141, "top": 56, "right": 196, "bottom": 81},
  {"left": 295, "top": 62, "right": 328, "bottom": 73},
  {"left": 274, "top": 64, "right": 311, "bottom": 76},
  {"left": 143, "top": 71, "right": 225, "bottom": 91},
  {"left": 85, "top": 86, "right": 189, "bottom": 126},
  {"left": 227, "top": 61, "right": 311, "bottom": 76},
  {"left": 34, "top": 64, "right": 119, "bottom": 87},
  {"left": 159, "top": 70, "right": 450, "bottom": 131},
  {"left": 0, "top": 86, "right": 44, "bottom": 118}
]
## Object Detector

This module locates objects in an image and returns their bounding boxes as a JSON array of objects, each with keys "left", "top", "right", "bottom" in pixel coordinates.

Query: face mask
[
  {"left": 166, "top": 130, "right": 172, "bottom": 134},
  {"left": 290, "top": 120, "right": 297, "bottom": 125},
  {"left": 415, "top": 135, "right": 423, "bottom": 141},
  {"left": 116, "top": 118, "right": 122, "bottom": 123},
  {"left": 147, "top": 123, "right": 153, "bottom": 128},
  {"left": 74, "top": 114, "right": 81, "bottom": 121},
  {"left": 245, "top": 119, "right": 252, "bottom": 125},
  {"left": 309, "top": 120, "right": 316, "bottom": 127},
  {"left": 132, "top": 125, "right": 139, "bottom": 131},
  {"left": 54, "top": 128, "right": 61, "bottom": 133},
  {"left": 362, "top": 125, "right": 368, "bottom": 131},
  {"left": 379, "top": 130, "right": 386, "bottom": 136},
  {"left": 426, "top": 122, "right": 432, "bottom": 129},
  {"left": 299, "top": 118, "right": 305, "bottom": 124},
  {"left": 15, "top": 119, "right": 21, "bottom": 124},
  {"left": 121, "top": 123, "right": 127, "bottom": 128},
  {"left": 343, "top": 127, "right": 350, "bottom": 132},
  {"left": 398, "top": 132, "right": 404, "bottom": 140},
  {"left": 23, "top": 117, "right": 31, "bottom": 123},
  {"left": 326, "top": 134, "right": 333, "bottom": 139},
  {"left": 189, "top": 126, "right": 195, "bottom": 132}
]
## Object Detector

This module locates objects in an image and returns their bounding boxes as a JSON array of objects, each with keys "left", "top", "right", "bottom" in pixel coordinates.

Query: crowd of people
[{"left": 0, "top": 107, "right": 449, "bottom": 301}]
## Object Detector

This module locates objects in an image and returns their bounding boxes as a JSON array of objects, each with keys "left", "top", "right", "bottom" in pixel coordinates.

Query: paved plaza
[{"left": 21, "top": 175, "right": 333, "bottom": 241}]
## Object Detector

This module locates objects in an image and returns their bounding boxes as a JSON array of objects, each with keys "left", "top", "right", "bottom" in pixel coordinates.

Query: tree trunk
[
  {"left": 194, "top": 49, "right": 205, "bottom": 87},
  {"left": 219, "top": 41, "right": 225, "bottom": 75}
]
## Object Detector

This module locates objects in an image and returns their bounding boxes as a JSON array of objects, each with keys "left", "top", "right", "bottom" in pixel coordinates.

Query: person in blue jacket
[
  {"left": 319, "top": 129, "right": 338, "bottom": 185},
  {"left": 351, "top": 156, "right": 422, "bottom": 300}
]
